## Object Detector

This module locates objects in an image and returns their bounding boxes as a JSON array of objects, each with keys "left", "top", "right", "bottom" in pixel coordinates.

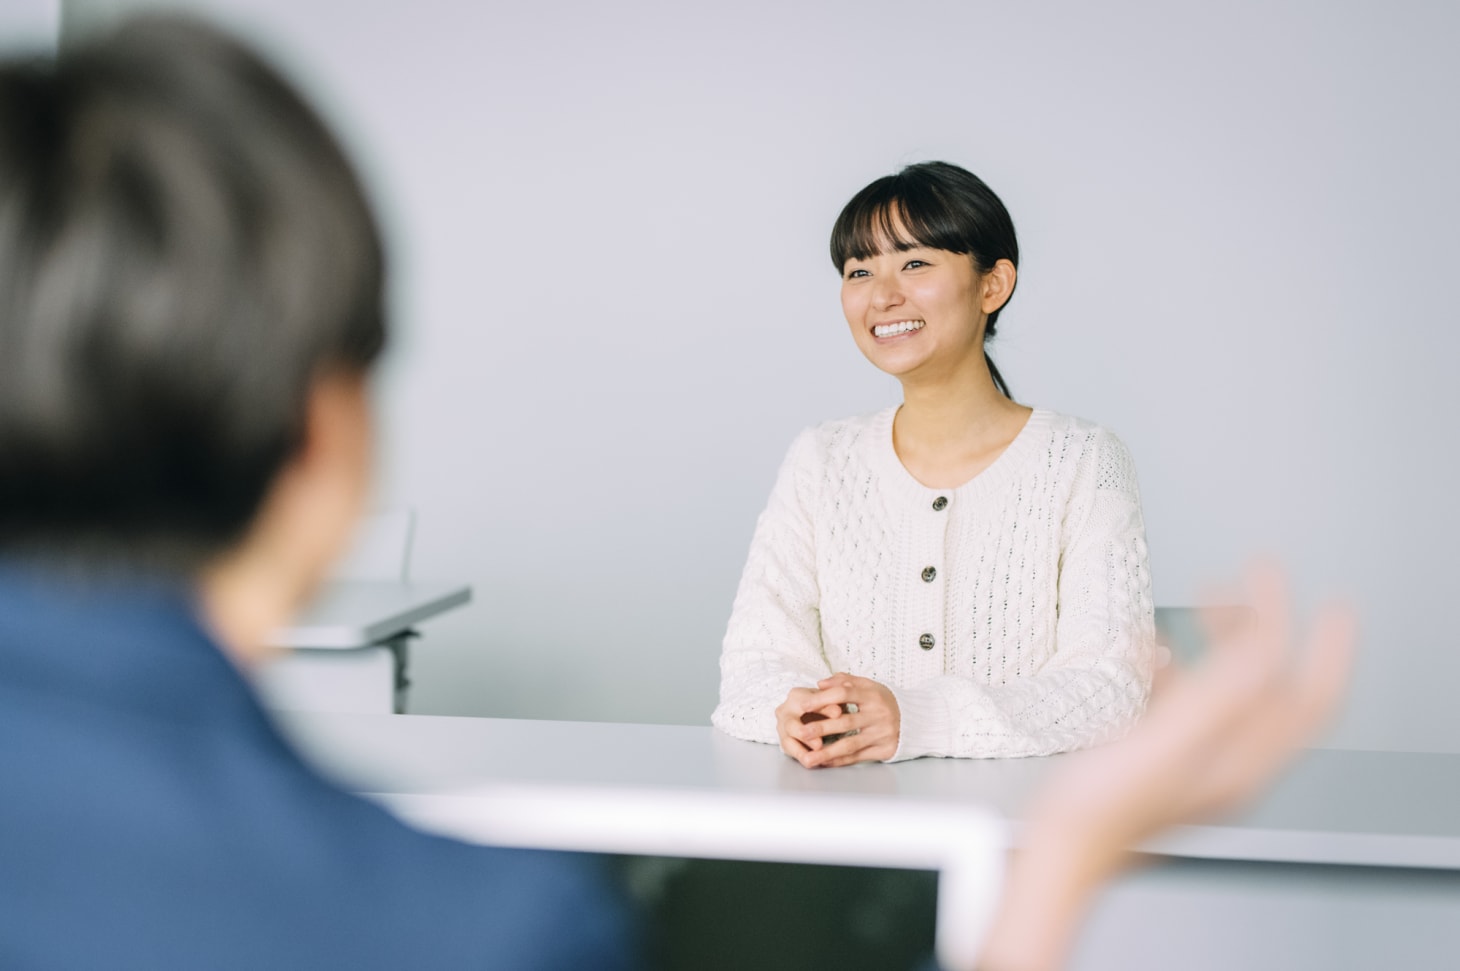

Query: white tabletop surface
[
  {"left": 270, "top": 581, "right": 472, "bottom": 650},
  {"left": 277, "top": 712, "right": 1460, "bottom": 870}
]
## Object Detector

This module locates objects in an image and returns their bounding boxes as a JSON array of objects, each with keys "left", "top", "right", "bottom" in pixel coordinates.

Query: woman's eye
[
  {"left": 903, "top": 259, "right": 928, "bottom": 270},
  {"left": 846, "top": 268, "right": 869, "bottom": 279}
]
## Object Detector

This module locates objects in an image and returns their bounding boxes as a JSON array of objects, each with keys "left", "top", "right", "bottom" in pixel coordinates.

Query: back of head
[{"left": 0, "top": 15, "right": 385, "bottom": 574}]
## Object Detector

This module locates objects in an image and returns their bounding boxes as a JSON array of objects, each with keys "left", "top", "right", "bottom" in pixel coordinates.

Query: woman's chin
[{"left": 861, "top": 347, "right": 932, "bottom": 382}]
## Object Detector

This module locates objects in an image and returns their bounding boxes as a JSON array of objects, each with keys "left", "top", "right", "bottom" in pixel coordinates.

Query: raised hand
[{"left": 975, "top": 562, "right": 1357, "bottom": 971}]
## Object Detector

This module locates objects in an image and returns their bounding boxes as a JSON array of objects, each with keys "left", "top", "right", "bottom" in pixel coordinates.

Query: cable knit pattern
[{"left": 711, "top": 407, "right": 1155, "bottom": 761}]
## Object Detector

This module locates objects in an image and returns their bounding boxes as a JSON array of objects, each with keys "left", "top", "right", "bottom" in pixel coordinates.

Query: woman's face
[{"left": 840, "top": 239, "right": 987, "bottom": 382}]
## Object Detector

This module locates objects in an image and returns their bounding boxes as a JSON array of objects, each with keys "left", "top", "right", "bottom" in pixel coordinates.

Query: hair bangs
[{"left": 830, "top": 174, "right": 973, "bottom": 271}]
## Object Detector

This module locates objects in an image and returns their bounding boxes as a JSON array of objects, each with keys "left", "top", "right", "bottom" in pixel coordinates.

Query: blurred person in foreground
[
  {"left": 0, "top": 14, "right": 1354, "bottom": 971},
  {"left": 0, "top": 16, "right": 636, "bottom": 969}
]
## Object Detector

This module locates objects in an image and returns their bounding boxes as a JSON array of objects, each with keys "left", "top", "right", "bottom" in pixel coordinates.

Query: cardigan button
[
  {"left": 919, "top": 633, "right": 935, "bottom": 650},
  {"left": 931, "top": 496, "right": 948, "bottom": 511},
  {"left": 921, "top": 566, "right": 936, "bottom": 582}
]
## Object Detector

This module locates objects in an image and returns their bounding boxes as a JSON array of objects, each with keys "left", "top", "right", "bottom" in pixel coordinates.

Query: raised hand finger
[
  {"left": 1195, "top": 603, "right": 1356, "bottom": 807},
  {"left": 1172, "top": 587, "right": 1356, "bottom": 818},
  {"left": 1245, "top": 559, "right": 1294, "bottom": 661},
  {"left": 1278, "top": 600, "right": 1356, "bottom": 744}
]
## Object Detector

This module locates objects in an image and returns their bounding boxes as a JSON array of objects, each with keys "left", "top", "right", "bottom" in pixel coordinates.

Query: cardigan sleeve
[
  {"left": 889, "top": 429, "right": 1156, "bottom": 761},
  {"left": 711, "top": 429, "right": 832, "bottom": 744}
]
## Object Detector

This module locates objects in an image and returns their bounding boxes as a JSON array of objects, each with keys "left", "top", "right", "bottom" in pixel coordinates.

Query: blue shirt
[{"left": 0, "top": 563, "right": 640, "bottom": 969}]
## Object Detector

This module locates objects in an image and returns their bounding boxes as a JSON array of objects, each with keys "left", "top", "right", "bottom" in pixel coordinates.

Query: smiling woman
[{"left": 711, "top": 161, "right": 1156, "bottom": 767}]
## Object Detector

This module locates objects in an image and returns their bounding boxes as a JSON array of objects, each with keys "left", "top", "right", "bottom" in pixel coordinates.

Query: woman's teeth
[{"left": 873, "top": 320, "right": 925, "bottom": 338}]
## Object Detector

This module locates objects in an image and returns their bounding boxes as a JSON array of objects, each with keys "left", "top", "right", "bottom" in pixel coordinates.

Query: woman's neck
[{"left": 893, "top": 353, "right": 1031, "bottom": 489}]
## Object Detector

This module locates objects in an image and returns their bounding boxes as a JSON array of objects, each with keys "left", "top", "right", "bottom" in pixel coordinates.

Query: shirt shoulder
[
  {"left": 1034, "top": 409, "right": 1141, "bottom": 497},
  {"left": 776, "top": 407, "right": 893, "bottom": 477}
]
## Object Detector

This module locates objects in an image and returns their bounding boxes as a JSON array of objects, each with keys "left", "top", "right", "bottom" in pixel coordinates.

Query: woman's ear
[{"left": 981, "top": 258, "right": 1018, "bottom": 315}]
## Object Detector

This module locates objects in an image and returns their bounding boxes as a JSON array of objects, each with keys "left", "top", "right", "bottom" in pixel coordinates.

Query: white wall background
[
  {"left": 61, "top": 1, "right": 1460, "bottom": 751},
  {"left": 1, "top": 0, "right": 58, "bottom": 53}
]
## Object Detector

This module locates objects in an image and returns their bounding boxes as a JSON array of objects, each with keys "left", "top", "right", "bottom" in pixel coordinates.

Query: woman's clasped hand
[{"left": 775, "top": 675, "right": 902, "bottom": 767}]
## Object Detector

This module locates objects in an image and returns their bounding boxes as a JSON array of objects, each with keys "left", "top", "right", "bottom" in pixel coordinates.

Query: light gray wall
[
  {"left": 61, "top": 1, "right": 1460, "bottom": 751},
  {"left": 1, "top": 0, "right": 58, "bottom": 53},
  {"left": 1073, "top": 858, "right": 1460, "bottom": 970}
]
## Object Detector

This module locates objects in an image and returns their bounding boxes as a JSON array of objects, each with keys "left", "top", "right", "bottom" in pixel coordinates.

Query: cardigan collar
[{"left": 862, "top": 404, "right": 1056, "bottom": 506}]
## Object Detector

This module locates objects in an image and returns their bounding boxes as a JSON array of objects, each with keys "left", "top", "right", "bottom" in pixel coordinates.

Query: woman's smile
[{"left": 872, "top": 318, "right": 926, "bottom": 339}]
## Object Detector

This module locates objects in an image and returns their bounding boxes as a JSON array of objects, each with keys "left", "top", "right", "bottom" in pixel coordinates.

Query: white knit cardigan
[{"left": 711, "top": 406, "right": 1155, "bottom": 761}]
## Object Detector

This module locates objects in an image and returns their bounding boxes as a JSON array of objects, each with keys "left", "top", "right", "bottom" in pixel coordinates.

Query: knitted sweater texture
[{"left": 712, "top": 406, "right": 1155, "bottom": 761}]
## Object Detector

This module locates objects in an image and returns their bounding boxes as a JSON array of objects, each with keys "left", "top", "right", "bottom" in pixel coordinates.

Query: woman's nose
[{"left": 871, "top": 277, "right": 903, "bottom": 311}]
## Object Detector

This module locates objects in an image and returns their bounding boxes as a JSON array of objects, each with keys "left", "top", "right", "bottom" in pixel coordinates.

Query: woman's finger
[
  {"left": 804, "top": 711, "right": 858, "bottom": 740},
  {"left": 804, "top": 731, "right": 870, "bottom": 768},
  {"left": 777, "top": 686, "right": 823, "bottom": 717},
  {"left": 777, "top": 731, "right": 810, "bottom": 758},
  {"left": 817, "top": 673, "right": 876, "bottom": 700},
  {"left": 808, "top": 708, "right": 900, "bottom": 766},
  {"left": 818, "top": 728, "right": 895, "bottom": 767},
  {"left": 799, "top": 682, "right": 854, "bottom": 712}
]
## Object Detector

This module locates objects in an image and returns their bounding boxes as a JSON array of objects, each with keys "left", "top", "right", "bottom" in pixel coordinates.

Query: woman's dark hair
[
  {"left": 0, "top": 15, "right": 386, "bottom": 573},
  {"left": 830, "top": 161, "right": 1018, "bottom": 399}
]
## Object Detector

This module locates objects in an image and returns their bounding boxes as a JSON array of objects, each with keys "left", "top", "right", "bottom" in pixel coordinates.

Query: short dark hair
[
  {"left": 0, "top": 14, "right": 386, "bottom": 572},
  {"left": 830, "top": 161, "right": 1019, "bottom": 398}
]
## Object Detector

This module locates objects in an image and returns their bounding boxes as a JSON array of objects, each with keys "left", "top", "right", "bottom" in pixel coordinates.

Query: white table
[
  {"left": 278, "top": 713, "right": 1460, "bottom": 869},
  {"left": 278, "top": 713, "right": 1460, "bottom": 970},
  {"left": 259, "top": 582, "right": 471, "bottom": 714}
]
